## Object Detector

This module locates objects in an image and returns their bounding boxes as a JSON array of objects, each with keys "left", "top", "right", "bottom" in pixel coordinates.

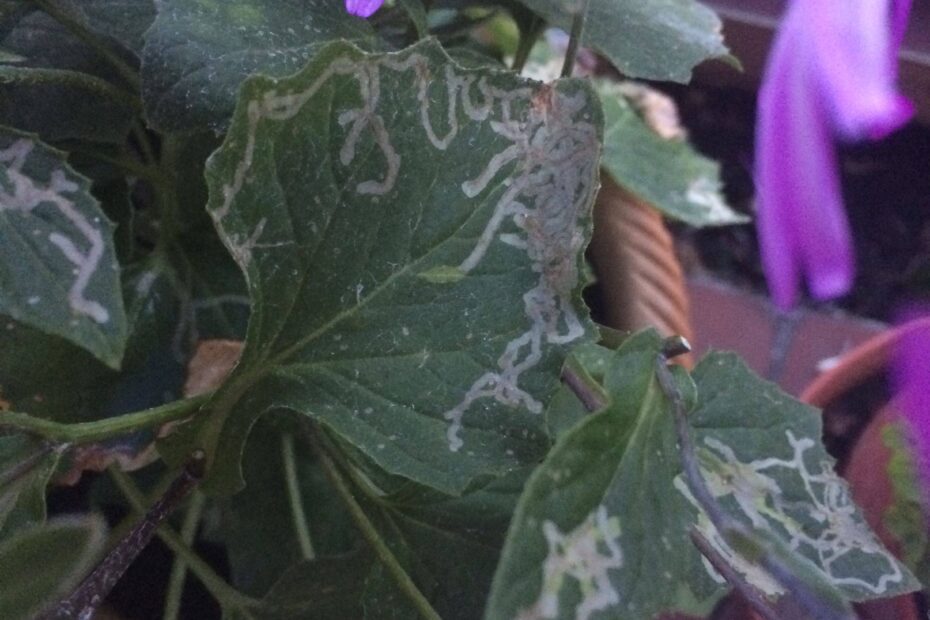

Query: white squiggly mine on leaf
[
  {"left": 0, "top": 139, "right": 109, "bottom": 324},
  {"left": 519, "top": 505, "right": 623, "bottom": 620},
  {"left": 677, "top": 430, "right": 905, "bottom": 597},
  {"left": 212, "top": 42, "right": 598, "bottom": 454}
]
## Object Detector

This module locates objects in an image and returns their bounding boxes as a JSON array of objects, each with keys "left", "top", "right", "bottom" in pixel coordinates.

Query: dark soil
[{"left": 664, "top": 83, "right": 930, "bottom": 322}]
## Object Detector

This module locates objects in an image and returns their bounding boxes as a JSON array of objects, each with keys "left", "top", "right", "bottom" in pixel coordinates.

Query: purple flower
[
  {"left": 345, "top": 0, "right": 383, "bottom": 18},
  {"left": 892, "top": 313, "right": 930, "bottom": 494},
  {"left": 755, "top": 0, "right": 914, "bottom": 309}
]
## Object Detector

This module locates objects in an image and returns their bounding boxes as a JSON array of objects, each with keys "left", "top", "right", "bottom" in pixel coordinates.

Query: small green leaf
[
  {"left": 171, "top": 39, "right": 600, "bottom": 497},
  {"left": 0, "top": 515, "right": 106, "bottom": 620},
  {"left": 141, "top": 0, "right": 379, "bottom": 132},
  {"left": 487, "top": 334, "right": 918, "bottom": 620},
  {"left": 598, "top": 81, "right": 747, "bottom": 227},
  {"left": 883, "top": 422, "right": 930, "bottom": 586},
  {"left": 0, "top": 127, "right": 127, "bottom": 368},
  {"left": 517, "top": 0, "right": 728, "bottom": 82}
]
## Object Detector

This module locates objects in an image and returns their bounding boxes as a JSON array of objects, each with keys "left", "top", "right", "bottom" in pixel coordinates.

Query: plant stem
[
  {"left": 30, "top": 0, "right": 141, "bottom": 91},
  {"left": 305, "top": 424, "right": 442, "bottom": 620},
  {"left": 560, "top": 366, "right": 607, "bottom": 412},
  {"left": 0, "top": 393, "right": 210, "bottom": 444},
  {"left": 512, "top": 15, "right": 544, "bottom": 74},
  {"left": 561, "top": 0, "right": 591, "bottom": 77},
  {"left": 48, "top": 455, "right": 205, "bottom": 619},
  {"left": 689, "top": 529, "right": 781, "bottom": 620},
  {"left": 164, "top": 491, "right": 207, "bottom": 620},
  {"left": 109, "top": 467, "right": 261, "bottom": 613},
  {"left": 0, "top": 65, "right": 141, "bottom": 113},
  {"left": 133, "top": 119, "right": 159, "bottom": 167},
  {"left": 282, "top": 433, "right": 315, "bottom": 560}
]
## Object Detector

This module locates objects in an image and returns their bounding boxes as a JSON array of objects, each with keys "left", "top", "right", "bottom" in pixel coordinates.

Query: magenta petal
[
  {"left": 754, "top": 0, "right": 912, "bottom": 309},
  {"left": 345, "top": 0, "right": 383, "bottom": 18},
  {"left": 892, "top": 314, "right": 930, "bottom": 491},
  {"left": 806, "top": 0, "right": 914, "bottom": 139},
  {"left": 755, "top": 16, "right": 855, "bottom": 309}
]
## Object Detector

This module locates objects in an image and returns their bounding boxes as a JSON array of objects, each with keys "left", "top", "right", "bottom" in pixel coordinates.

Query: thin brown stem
[{"left": 47, "top": 454, "right": 205, "bottom": 619}]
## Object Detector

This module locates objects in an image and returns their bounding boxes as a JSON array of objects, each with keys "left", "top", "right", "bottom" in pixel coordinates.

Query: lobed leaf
[{"left": 166, "top": 39, "right": 602, "bottom": 498}]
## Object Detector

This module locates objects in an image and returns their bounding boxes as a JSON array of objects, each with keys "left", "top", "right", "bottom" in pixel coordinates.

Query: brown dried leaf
[{"left": 183, "top": 339, "right": 243, "bottom": 398}]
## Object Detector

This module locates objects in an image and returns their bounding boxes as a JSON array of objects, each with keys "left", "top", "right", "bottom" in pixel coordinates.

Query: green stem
[
  {"left": 305, "top": 425, "right": 442, "bottom": 620},
  {"left": 164, "top": 491, "right": 207, "bottom": 620},
  {"left": 110, "top": 468, "right": 260, "bottom": 613},
  {"left": 512, "top": 15, "right": 544, "bottom": 74},
  {"left": 0, "top": 65, "right": 141, "bottom": 112},
  {"left": 30, "top": 0, "right": 141, "bottom": 91},
  {"left": 0, "top": 393, "right": 210, "bottom": 444},
  {"left": 281, "top": 433, "right": 315, "bottom": 560},
  {"left": 561, "top": 0, "right": 591, "bottom": 78}
]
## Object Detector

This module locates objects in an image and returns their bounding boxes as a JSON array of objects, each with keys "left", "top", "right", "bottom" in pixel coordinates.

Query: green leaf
[
  {"left": 254, "top": 553, "right": 371, "bottom": 619},
  {"left": 397, "top": 0, "right": 428, "bottom": 38},
  {"left": 0, "top": 127, "right": 127, "bottom": 368},
  {"left": 517, "top": 0, "right": 727, "bottom": 82},
  {"left": 486, "top": 334, "right": 918, "bottom": 620},
  {"left": 0, "top": 258, "right": 189, "bottom": 429},
  {"left": 141, "top": 0, "right": 379, "bottom": 132},
  {"left": 219, "top": 419, "right": 355, "bottom": 597},
  {"left": 597, "top": 81, "right": 747, "bottom": 227},
  {"left": 0, "top": 515, "right": 106, "bottom": 620},
  {"left": 172, "top": 39, "right": 601, "bottom": 497},
  {"left": 689, "top": 354, "right": 919, "bottom": 601},
  {"left": 0, "top": 435, "right": 60, "bottom": 540},
  {"left": 883, "top": 422, "right": 930, "bottom": 586},
  {"left": 0, "top": 10, "right": 135, "bottom": 143}
]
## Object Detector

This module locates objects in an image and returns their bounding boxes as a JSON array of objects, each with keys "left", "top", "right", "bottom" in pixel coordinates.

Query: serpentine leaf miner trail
[{"left": 195, "top": 39, "right": 601, "bottom": 495}]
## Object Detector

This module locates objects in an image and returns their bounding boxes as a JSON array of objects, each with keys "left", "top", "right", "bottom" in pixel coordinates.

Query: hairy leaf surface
[
  {"left": 141, "top": 0, "right": 378, "bottom": 132},
  {"left": 177, "top": 39, "right": 601, "bottom": 496},
  {"left": 518, "top": 0, "right": 728, "bottom": 82},
  {"left": 0, "top": 128, "right": 127, "bottom": 367},
  {"left": 486, "top": 333, "right": 918, "bottom": 620}
]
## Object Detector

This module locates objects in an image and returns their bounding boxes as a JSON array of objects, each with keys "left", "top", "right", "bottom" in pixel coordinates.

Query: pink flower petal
[
  {"left": 754, "top": 0, "right": 913, "bottom": 309},
  {"left": 892, "top": 313, "right": 930, "bottom": 492},
  {"left": 345, "top": 0, "right": 383, "bottom": 18}
]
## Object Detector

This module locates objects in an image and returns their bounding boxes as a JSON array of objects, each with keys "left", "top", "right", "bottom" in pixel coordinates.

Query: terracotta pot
[{"left": 800, "top": 319, "right": 930, "bottom": 620}]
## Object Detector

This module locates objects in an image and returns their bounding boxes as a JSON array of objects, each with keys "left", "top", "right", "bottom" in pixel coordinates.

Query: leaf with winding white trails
[
  {"left": 0, "top": 127, "right": 127, "bottom": 367},
  {"left": 163, "top": 39, "right": 602, "bottom": 496}
]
